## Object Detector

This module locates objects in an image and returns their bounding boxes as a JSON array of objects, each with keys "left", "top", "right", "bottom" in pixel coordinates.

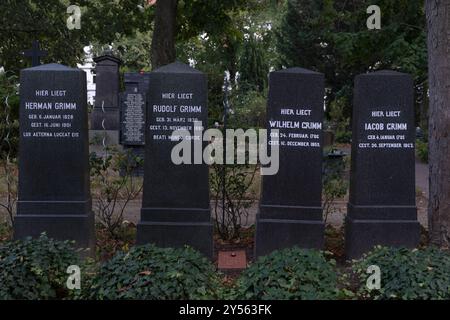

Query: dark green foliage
[
  {"left": 1, "top": 0, "right": 85, "bottom": 72},
  {"left": 328, "top": 92, "right": 351, "bottom": 143},
  {"left": 0, "top": 0, "right": 153, "bottom": 73},
  {"left": 0, "top": 122, "right": 18, "bottom": 158},
  {"left": 416, "top": 140, "right": 428, "bottom": 163},
  {"left": 0, "top": 73, "right": 19, "bottom": 159},
  {"left": 82, "top": 0, "right": 154, "bottom": 46},
  {"left": 177, "top": 0, "right": 248, "bottom": 41},
  {"left": 229, "top": 89, "right": 266, "bottom": 129},
  {"left": 276, "top": 0, "right": 427, "bottom": 121},
  {"left": 91, "top": 30, "right": 153, "bottom": 73},
  {"left": 353, "top": 246, "right": 450, "bottom": 300},
  {"left": 322, "top": 151, "right": 348, "bottom": 222},
  {"left": 176, "top": 0, "right": 272, "bottom": 123},
  {"left": 276, "top": 0, "right": 335, "bottom": 71},
  {"left": 235, "top": 247, "right": 342, "bottom": 300},
  {"left": 89, "top": 244, "right": 224, "bottom": 300},
  {"left": 0, "top": 234, "right": 80, "bottom": 300},
  {"left": 335, "top": 130, "right": 352, "bottom": 144},
  {"left": 239, "top": 35, "right": 269, "bottom": 92}
]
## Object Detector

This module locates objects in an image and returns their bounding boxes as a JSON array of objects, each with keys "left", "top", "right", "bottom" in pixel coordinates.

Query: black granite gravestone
[
  {"left": 14, "top": 64, "right": 95, "bottom": 251},
  {"left": 136, "top": 62, "right": 213, "bottom": 258},
  {"left": 345, "top": 70, "right": 420, "bottom": 259},
  {"left": 90, "top": 51, "right": 121, "bottom": 138},
  {"left": 255, "top": 67, "right": 325, "bottom": 257}
]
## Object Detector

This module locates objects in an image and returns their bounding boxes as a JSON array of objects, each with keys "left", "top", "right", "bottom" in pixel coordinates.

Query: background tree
[
  {"left": 426, "top": 0, "right": 450, "bottom": 247},
  {"left": 0, "top": 0, "right": 152, "bottom": 73},
  {"left": 151, "top": 0, "right": 256, "bottom": 69},
  {"left": 174, "top": 0, "right": 271, "bottom": 122},
  {"left": 275, "top": 0, "right": 427, "bottom": 125},
  {"left": 0, "top": 0, "right": 88, "bottom": 72},
  {"left": 91, "top": 30, "right": 153, "bottom": 72},
  {"left": 0, "top": 73, "right": 19, "bottom": 225},
  {"left": 151, "top": 0, "right": 177, "bottom": 69},
  {"left": 239, "top": 35, "right": 269, "bottom": 92}
]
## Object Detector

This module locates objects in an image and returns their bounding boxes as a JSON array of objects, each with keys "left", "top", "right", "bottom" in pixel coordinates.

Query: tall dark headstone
[
  {"left": 119, "top": 73, "right": 151, "bottom": 176},
  {"left": 345, "top": 70, "right": 420, "bottom": 259},
  {"left": 255, "top": 68, "right": 325, "bottom": 257},
  {"left": 14, "top": 64, "right": 95, "bottom": 251},
  {"left": 90, "top": 51, "right": 121, "bottom": 144},
  {"left": 137, "top": 62, "right": 213, "bottom": 258}
]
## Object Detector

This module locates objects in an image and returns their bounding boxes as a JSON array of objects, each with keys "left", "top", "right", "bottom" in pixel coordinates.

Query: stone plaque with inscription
[
  {"left": 136, "top": 62, "right": 213, "bottom": 258},
  {"left": 255, "top": 67, "right": 325, "bottom": 257},
  {"left": 345, "top": 70, "right": 420, "bottom": 259},
  {"left": 14, "top": 64, "right": 95, "bottom": 251},
  {"left": 119, "top": 73, "right": 151, "bottom": 177},
  {"left": 120, "top": 89, "right": 146, "bottom": 145}
]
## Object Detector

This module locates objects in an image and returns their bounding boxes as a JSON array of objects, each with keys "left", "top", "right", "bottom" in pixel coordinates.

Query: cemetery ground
[{"left": 0, "top": 145, "right": 439, "bottom": 300}]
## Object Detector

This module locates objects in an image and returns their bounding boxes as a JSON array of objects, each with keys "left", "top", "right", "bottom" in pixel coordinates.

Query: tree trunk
[
  {"left": 426, "top": 0, "right": 450, "bottom": 248},
  {"left": 420, "top": 82, "right": 429, "bottom": 135},
  {"left": 151, "top": 0, "right": 178, "bottom": 69}
]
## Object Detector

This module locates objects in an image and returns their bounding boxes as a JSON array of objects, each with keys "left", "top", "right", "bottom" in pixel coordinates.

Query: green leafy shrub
[
  {"left": 89, "top": 244, "right": 224, "bottom": 300},
  {"left": 0, "top": 234, "right": 80, "bottom": 300},
  {"left": 328, "top": 94, "right": 351, "bottom": 144},
  {"left": 353, "top": 246, "right": 450, "bottom": 300},
  {"left": 90, "top": 146, "right": 143, "bottom": 239},
  {"left": 322, "top": 150, "right": 348, "bottom": 223},
  {"left": 235, "top": 247, "right": 342, "bottom": 300},
  {"left": 229, "top": 88, "right": 266, "bottom": 129},
  {"left": 416, "top": 140, "right": 428, "bottom": 163}
]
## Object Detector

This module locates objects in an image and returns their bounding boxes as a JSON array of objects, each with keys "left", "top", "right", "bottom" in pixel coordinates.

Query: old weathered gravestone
[
  {"left": 136, "top": 62, "right": 213, "bottom": 258},
  {"left": 255, "top": 67, "right": 325, "bottom": 257},
  {"left": 345, "top": 70, "right": 420, "bottom": 259},
  {"left": 90, "top": 51, "right": 121, "bottom": 144},
  {"left": 119, "top": 73, "right": 151, "bottom": 176},
  {"left": 14, "top": 64, "right": 95, "bottom": 251}
]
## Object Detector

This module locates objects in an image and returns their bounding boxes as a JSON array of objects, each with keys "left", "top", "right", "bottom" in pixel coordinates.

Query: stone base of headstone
[
  {"left": 90, "top": 110, "right": 120, "bottom": 131},
  {"left": 89, "top": 130, "right": 120, "bottom": 146},
  {"left": 14, "top": 212, "right": 95, "bottom": 253},
  {"left": 255, "top": 213, "right": 325, "bottom": 257},
  {"left": 345, "top": 216, "right": 420, "bottom": 259},
  {"left": 136, "top": 220, "right": 213, "bottom": 259}
]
